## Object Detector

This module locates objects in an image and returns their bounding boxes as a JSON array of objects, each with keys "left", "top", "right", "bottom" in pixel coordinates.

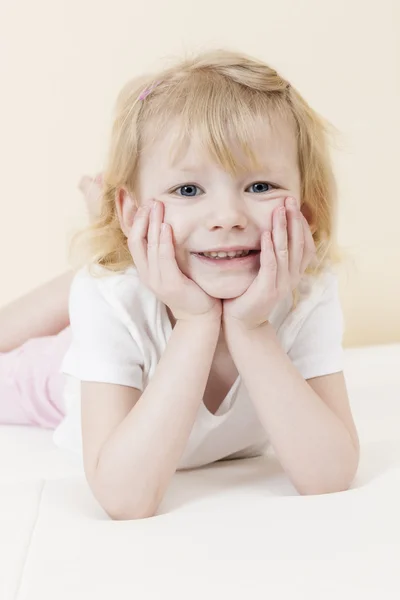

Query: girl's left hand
[{"left": 223, "top": 196, "right": 317, "bottom": 330}]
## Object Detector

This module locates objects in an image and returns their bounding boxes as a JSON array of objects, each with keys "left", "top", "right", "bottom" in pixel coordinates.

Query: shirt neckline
[{"left": 161, "top": 303, "right": 242, "bottom": 422}]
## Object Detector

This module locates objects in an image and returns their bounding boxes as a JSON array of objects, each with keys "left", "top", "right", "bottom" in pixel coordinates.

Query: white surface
[{"left": 0, "top": 343, "right": 399, "bottom": 600}]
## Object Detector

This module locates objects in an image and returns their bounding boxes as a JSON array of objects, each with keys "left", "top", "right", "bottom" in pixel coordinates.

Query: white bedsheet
[{"left": 1, "top": 343, "right": 399, "bottom": 600}]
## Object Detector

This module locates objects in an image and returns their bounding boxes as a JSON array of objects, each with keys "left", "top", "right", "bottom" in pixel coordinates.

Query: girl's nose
[{"left": 206, "top": 196, "right": 248, "bottom": 230}]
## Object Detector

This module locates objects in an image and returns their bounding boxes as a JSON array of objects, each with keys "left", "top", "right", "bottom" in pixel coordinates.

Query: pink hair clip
[{"left": 138, "top": 80, "right": 161, "bottom": 101}]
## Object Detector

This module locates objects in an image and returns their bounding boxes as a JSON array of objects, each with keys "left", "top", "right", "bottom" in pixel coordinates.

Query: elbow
[
  {"left": 90, "top": 472, "right": 160, "bottom": 521},
  {"left": 296, "top": 445, "right": 360, "bottom": 497},
  {"left": 105, "top": 503, "right": 158, "bottom": 521},
  {"left": 99, "top": 490, "right": 160, "bottom": 521},
  {"left": 98, "top": 490, "right": 160, "bottom": 520},
  {"left": 297, "top": 478, "right": 353, "bottom": 496},
  {"left": 297, "top": 473, "right": 355, "bottom": 496}
]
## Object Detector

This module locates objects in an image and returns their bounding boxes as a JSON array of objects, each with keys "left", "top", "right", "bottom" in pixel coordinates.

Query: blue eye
[
  {"left": 172, "top": 181, "right": 277, "bottom": 197},
  {"left": 175, "top": 185, "right": 201, "bottom": 197},
  {"left": 247, "top": 182, "right": 275, "bottom": 193}
]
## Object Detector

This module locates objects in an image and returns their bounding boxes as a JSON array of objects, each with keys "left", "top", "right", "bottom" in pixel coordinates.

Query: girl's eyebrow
[
  {"left": 175, "top": 163, "right": 288, "bottom": 175},
  {"left": 175, "top": 166, "right": 202, "bottom": 173}
]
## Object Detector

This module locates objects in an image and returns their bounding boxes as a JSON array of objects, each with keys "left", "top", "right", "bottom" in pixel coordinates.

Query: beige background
[{"left": 0, "top": 0, "right": 399, "bottom": 347}]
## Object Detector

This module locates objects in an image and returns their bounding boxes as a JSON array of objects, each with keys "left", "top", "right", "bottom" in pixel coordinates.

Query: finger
[
  {"left": 158, "top": 223, "right": 176, "bottom": 261},
  {"left": 147, "top": 200, "right": 163, "bottom": 284},
  {"left": 286, "top": 198, "right": 304, "bottom": 278},
  {"left": 299, "top": 213, "right": 317, "bottom": 273},
  {"left": 158, "top": 223, "right": 188, "bottom": 287},
  {"left": 272, "top": 206, "right": 289, "bottom": 291},
  {"left": 128, "top": 203, "right": 151, "bottom": 274},
  {"left": 259, "top": 230, "right": 277, "bottom": 291}
]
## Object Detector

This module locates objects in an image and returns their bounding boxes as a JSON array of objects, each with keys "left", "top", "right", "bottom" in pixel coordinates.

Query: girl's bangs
[{"left": 148, "top": 76, "right": 290, "bottom": 175}]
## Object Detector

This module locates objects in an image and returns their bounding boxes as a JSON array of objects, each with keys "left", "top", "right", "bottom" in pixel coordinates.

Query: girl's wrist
[
  {"left": 222, "top": 313, "right": 271, "bottom": 333},
  {"left": 177, "top": 310, "right": 222, "bottom": 326}
]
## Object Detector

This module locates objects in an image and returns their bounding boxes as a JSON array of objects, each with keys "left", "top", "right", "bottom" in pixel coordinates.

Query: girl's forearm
[
  {"left": 0, "top": 271, "right": 74, "bottom": 352},
  {"left": 224, "top": 319, "right": 359, "bottom": 495},
  {"left": 95, "top": 316, "right": 221, "bottom": 519}
]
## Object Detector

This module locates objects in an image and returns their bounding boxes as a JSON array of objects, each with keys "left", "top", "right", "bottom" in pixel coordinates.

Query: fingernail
[
  {"left": 288, "top": 197, "right": 297, "bottom": 207},
  {"left": 151, "top": 200, "right": 158, "bottom": 211}
]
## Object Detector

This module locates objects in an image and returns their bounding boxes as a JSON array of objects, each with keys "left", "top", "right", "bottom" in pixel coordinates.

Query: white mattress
[{"left": 1, "top": 343, "right": 399, "bottom": 600}]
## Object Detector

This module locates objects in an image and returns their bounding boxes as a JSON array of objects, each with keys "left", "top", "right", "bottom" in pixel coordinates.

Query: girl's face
[{"left": 135, "top": 116, "right": 301, "bottom": 299}]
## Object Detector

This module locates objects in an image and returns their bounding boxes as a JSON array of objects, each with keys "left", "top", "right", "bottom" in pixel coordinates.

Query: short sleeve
[
  {"left": 287, "top": 272, "right": 345, "bottom": 380},
  {"left": 61, "top": 268, "right": 144, "bottom": 390}
]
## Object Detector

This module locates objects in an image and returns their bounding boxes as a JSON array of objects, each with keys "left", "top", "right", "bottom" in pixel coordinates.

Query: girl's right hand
[{"left": 128, "top": 200, "right": 222, "bottom": 323}]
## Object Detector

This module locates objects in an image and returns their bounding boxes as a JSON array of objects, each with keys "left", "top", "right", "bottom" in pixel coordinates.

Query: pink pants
[{"left": 0, "top": 326, "right": 72, "bottom": 429}]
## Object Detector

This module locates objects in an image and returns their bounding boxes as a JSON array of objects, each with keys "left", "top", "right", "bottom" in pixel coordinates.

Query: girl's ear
[{"left": 115, "top": 188, "right": 138, "bottom": 237}]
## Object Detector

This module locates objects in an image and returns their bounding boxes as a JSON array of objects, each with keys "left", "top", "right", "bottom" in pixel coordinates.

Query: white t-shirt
[{"left": 55, "top": 263, "right": 344, "bottom": 470}]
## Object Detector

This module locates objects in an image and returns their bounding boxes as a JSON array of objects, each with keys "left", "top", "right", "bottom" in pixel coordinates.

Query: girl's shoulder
[
  {"left": 274, "top": 265, "right": 343, "bottom": 351},
  {"left": 296, "top": 266, "right": 339, "bottom": 310},
  {"left": 70, "top": 263, "right": 161, "bottom": 327}
]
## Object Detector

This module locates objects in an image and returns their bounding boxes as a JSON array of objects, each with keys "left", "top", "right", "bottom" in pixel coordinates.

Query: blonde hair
[{"left": 69, "top": 48, "right": 346, "bottom": 307}]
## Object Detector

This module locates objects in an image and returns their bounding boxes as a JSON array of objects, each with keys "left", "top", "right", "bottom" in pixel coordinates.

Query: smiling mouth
[{"left": 192, "top": 249, "right": 259, "bottom": 260}]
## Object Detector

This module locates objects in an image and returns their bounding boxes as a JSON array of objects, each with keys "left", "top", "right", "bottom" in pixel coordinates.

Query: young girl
[{"left": 0, "top": 48, "right": 360, "bottom": 519}]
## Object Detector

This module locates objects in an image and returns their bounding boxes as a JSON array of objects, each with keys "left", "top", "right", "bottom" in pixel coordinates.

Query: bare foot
[{"left": 78, "top": 173, "right": 103, "bottom": 222}]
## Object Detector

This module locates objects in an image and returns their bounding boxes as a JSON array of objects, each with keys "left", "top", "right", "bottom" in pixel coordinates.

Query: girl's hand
[
  {"left": 223, "top": 197, "right": 316, "bottom": 330},
  {"left": 128, "top": 200, "right": 222, "bottom": 323}
]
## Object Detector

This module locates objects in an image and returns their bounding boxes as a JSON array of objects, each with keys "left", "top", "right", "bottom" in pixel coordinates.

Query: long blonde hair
[{"left": 69, "top": 48, "right": 345, "bottom": 306}]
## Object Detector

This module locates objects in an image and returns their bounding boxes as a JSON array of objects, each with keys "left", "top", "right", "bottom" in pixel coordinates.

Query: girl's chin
[
  {"left": 178, "top": 256, "right": 258, "bottom": 299},
  {"left": 195, "top": 276, "right": 254, "bottom": 300}
]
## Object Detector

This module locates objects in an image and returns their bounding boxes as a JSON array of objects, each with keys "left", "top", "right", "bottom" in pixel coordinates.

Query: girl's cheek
[
  {"left": 164, "top": 210, "right": 189, "bottom": 238},
  {"left": 255, "top": 211, "right": 273, "bottom": 233},
  {"left": 259, "top": 198, "right": 285, "bottom": 229}
]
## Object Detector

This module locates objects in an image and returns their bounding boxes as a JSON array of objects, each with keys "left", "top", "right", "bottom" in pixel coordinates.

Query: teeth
[{"left": 201, "top": 250, "right": 251, "bottom": 259}]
